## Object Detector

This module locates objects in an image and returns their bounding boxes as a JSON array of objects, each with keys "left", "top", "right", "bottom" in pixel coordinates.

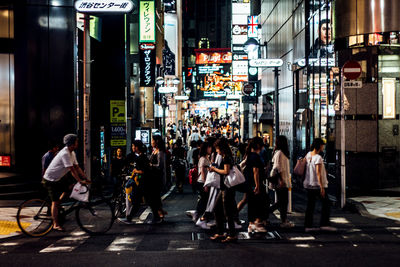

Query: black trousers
[
  {"left": 195, "top": 182, "right": 209, "bottom": 217},
  {"left": 214, "top": 188, "right": 237, "bottom": 237},
  {"left": 304, "top": 188, "right": 331, "bottom": 228},
  {"left": 248, "top": 185, "right": 269, "bottom": 223},
  {"left": 269, "top": 187, "right": 289, "bottom": 223}
]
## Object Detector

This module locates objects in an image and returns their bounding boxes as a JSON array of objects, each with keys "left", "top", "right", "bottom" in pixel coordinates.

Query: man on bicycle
[{"left": 43, "top": 134, "right": 89, "bottom": 231}]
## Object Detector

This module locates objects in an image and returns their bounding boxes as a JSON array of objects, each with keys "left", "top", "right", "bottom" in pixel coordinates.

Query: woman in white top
[
  {"left": 303, "top": 138, "right": 335, "bottom": 232},
  {"left": 194, "top": 142, "right": 212, "bottom": 226},
  {"left": 269, "top": 135, "right": 294, "bottom": 228}
]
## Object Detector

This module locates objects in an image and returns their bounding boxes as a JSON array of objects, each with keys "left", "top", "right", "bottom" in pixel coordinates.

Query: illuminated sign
[
  {"left": 0, "top": 156, "right": 10, "bottom": 167},
  {"left": 204, "top": 91, "right": 227, "bottom": 98},
  {"left": 139, "top": 1, "right": 156, "bottom": 43},
  {"left": 196, "top": 52, "right": 232, "bottom": 64},
  {"left": 232, "top": 60, "right": 248, "bottom": 82},
  {"left": 159, "top": 86, "right": 178, "bottom": 93},
  {"left": 232, "top": 25, "right": 247, "bottom": 35},
  {"left": 139, "top": 43, "right": 156, "bottom": 86},
  {"left": 249, "top": 59, "right": 283, "bottom": 67},
  {"left": 383, "top": 78, "right": 396, "bottom": 119},
  {"left": 75, "top": 0, "right": 134, "bottom": 13},
  {"left": 175, "top": 95, "right": 189, "bottom": 100},
  {"left": 232, "top": 3, "right": 250, "bottom": 14},
  {"left": 198, "top": 65, "right": 225, "bottom": 74},
  {"left": 296, "top": 58, "right": 336, "bottom": 67},
  {"left": 233, "top": 54, "right": 248, "bottom": 60},
  {"left": 247, "top": 16, "right": 258, "bottom": 38}
]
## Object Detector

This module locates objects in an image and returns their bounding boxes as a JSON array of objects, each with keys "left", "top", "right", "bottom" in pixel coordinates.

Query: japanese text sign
[
  {"left": 139, "top": 43, "right": 156, "bottom": 86},
  {"left": 110, "top": 100, "right": 126, "bottom": 123},
  {"left": 75, "top": 0, "right": 134, "bottom": 13},
  {"left": 139, "top": 1, "right": 156, "bottom": 43}
]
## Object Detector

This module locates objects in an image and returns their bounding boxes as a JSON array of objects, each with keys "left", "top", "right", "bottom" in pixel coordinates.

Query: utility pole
[
  {"left": 83, "top": 14, "right": 91, "bottom": 180},
  {"left": 340, "top": 70, "right": 346, "bottom": 208},
  {"left": 273, "top": 67, "right": 280, "bottom": 140}
]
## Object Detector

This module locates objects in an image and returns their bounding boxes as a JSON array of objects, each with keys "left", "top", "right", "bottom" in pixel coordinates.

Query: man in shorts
[{"left": 43, "top": 134, "right": 89, "bottom": 231}]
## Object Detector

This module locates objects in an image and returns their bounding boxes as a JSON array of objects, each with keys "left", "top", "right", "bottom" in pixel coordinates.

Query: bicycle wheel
[
  {"left": 17, "top": 199, "right": 53, "bottom": 237},
  {"left": 76, "top": 197, "right": 114, "bottom": 235}
]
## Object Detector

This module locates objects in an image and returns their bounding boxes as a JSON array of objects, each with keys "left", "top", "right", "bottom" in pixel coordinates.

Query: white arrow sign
[{"left": 249, "top": 59, "right": 283, "bottom": 68}]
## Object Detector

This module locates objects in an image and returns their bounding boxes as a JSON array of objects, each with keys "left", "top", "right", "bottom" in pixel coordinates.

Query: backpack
[{"left": 188, "top": 166, "right": 198, "bottom": 185}]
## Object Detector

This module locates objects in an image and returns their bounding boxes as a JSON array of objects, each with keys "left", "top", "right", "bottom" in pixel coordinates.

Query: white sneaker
[
  {"left": 118, "top": 217, "right": 134, "bottom": 225},
  {"left": 185, "top": 210, "right": 196, "bottom": 218},
  {"left": 206, "top": 220, "right": 216, "bottom": 228},
  {"left": 225, "top": 222, "right": 242, "bottom": 229},
  {"left": 254, "top": 223, "right": 267, "bottom": 233},
  {"left": 305, "top": 227, "right": 320, "bottom": 233},
  {"left": 320, "top": 226, "right": 337, "bottom": 232},
  {"left": 248, "top": 224, "right": 256, "bottom": 233},
  {"left": 196, "top": 219, "right": 210, "bottom": 229}
]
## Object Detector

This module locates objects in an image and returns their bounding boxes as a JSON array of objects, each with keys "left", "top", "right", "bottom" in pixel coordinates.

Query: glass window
[{"left": 0, "top": 9, "right": 13, "bottom": 39}]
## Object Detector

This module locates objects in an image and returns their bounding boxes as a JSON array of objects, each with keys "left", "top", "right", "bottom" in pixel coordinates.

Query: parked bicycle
[{"left": 16, "top": 183, "right": 115, "bottom": 237}]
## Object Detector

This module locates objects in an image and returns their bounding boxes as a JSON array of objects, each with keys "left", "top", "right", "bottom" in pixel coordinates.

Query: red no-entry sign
[{"left": 342, "top": 60, "right": 362, "bottom": 80}]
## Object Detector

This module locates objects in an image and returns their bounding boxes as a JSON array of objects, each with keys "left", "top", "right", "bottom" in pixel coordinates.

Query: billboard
[
  {"left": 195, "top": 51, "right": 232, "bottom": 64},
  {"left": 139, "top": 43, "right": 156, "bottom": 87},
  {"left": 139, "top": 0, "right": 155, "bottom": 43}
]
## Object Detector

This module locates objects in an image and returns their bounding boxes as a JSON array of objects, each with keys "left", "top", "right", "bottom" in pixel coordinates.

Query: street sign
[
  {"left": 158, "top": 86, "right": 178, "bottom": 93},
  {"left": 75, "top": 0, "right": 135, "bottom": 13},
  {"left": 110, "top": 100, "right": 126, "bottom": 123},
  {"left": 343, "top": 80, "right": 362, "bottom": 88},
  {"left": 249, "top": 59, "right": 283, "bottom": 68},
  {"left": 343, "top": 60, "right": 362, "bottom": 80},
  {"left": 174, "top": 95, "right": 189, "bottom": 100},
  {"left": 243, "top": 83, "right": 254, "bottom": 95}
]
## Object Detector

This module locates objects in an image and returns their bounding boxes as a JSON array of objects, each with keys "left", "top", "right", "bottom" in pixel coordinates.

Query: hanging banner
[
  {"left": 139, "top": 43, "right": 156, "bottom": 87},
  {"left": 139, "top": 0, "right": 156, "bottom": 43}
]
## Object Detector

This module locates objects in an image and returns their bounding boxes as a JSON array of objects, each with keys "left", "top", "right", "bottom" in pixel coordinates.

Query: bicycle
[{"left": 16, "top": 184, "right": 115, "bottom": 237}]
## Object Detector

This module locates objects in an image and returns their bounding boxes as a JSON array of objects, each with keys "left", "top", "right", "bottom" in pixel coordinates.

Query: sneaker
[
  {"left": 225, "top": 222, "right": 242, "bottom": 230},
  {"left": 305, "top": 227, "right": 320, "bottom": 233},
  {"left": 206, "top": 220, "right": 216, "bottom": 228},
  {"left": 118, "top": 217, "right": 134, "bottom": 225},
  {"left": 196, "top": 219, "right": 210, "bottom": 229},
  {"left": 320, "top": 226, "right": 337, "bottom": 232},
  {"left": 280, "top": 221, "right": 295, "bottom": 228},
  {"left": 186, "top": 210, "right": 196, "bottom": 218}
]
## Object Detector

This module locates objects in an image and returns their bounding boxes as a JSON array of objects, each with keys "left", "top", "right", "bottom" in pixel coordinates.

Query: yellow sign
[
  {"left": 139, "top": 1, "right": 155, "bottom": 43},
  {"left": 111, "top": 139, "right": 127, "bottom": 146},
  {"left": 110, "top": 100, "right": 126, "bottom": 123}
]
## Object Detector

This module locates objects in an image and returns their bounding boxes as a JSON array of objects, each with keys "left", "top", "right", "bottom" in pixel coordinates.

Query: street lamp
[
  {"left": 243, "top": 38, "right": 259, "bottom": 59},
  {"left": 156, "top": 76, "right": 180, "bottom": 139}
]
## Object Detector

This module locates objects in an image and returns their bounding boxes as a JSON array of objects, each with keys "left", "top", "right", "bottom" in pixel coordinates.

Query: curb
[{"left": 345, "top": 199, "right": 379, "bottom": 220}]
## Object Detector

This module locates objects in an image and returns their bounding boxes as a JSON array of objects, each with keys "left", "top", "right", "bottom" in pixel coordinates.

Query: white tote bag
[
  {"left": 204, "top": 171, "right": 220, "bottom": 188},
  {"left": 224, "top": 166, "right": 246, "bottom": 188},
  {"left": 70, "top": 183, "right": 89, "bottom": 202}
]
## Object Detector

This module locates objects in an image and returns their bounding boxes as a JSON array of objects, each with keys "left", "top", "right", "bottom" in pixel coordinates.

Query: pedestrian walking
[
  {"left": 209, "top": 138, "right": 238, "bottom": 243},
  {"left": 148, "top": 135, "right": 168, "bottom": 223},
  {"left": 303, "top": 138, "right": 336, "bottom": 232},
  {"left": 243, "top": 137, "right": 269, "bottom": 233},
  {"left": 269, "top": 135, "right": 294, "bottom": 228}
]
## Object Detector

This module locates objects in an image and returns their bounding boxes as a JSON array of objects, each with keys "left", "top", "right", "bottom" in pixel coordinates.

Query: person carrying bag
[{"left": 303, "top": 138, "right": 336, "bottom": 232}]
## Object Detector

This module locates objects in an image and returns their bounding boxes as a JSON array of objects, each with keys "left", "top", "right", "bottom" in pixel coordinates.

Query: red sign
[
  {"left": 343, "top": 60, "right": 362, "bottom": 80},
  {"left": 0, "top": 156, "right": 11, "bottom": 167},
  {"left": 196, "top": 52, "right": 232, "bottom": 64}
]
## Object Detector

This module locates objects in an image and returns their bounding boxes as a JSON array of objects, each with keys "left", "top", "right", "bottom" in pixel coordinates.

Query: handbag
[
  {"left": 293, "top": 157, "right": 307, "bottom": 180},
  {"left": 70, "top": 183, "right": 89, "bottom": 202},
  {"left": 204, "top": 171, "right": 220, "bottom": 188},
  {"left": 224, "top": 166, "right": 246, "bottom": 188}
]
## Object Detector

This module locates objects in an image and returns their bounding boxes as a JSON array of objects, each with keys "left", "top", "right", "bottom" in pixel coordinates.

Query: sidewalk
[
  {"left": 348, "top": 196, "right": 400, "bottom": 222},
  {"left": 0, "top": 200, "right": 24, "bottom": 239}
]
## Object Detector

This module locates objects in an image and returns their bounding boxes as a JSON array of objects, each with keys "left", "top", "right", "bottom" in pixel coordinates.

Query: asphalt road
[{"left": 1, "top": 186, "right": 400, "bottom": 267}]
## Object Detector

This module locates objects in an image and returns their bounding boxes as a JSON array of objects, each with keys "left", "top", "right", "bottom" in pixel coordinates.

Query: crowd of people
[{"left": 107, "top": 115, "right": 336, "bottom": 242}]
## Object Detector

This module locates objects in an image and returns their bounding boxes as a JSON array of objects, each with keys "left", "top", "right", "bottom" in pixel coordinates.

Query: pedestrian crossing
[{"left": 1, "top": 225, "right": 400, "bottom": 254}]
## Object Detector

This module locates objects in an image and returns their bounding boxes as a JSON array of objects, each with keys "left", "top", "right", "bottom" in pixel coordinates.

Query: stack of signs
[
  {"left": 110, "top": 100, "right": 127, "bottom": 146},
  {"left": 139, "top": 43, "right": 156, "bottom": 87},
  {"left": 232, "top": 1, "right": 250, "bottom": 82}
]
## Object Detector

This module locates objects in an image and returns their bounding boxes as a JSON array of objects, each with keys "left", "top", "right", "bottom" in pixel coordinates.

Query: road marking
[
  {"left": 39, "top": 230, "right": 89, "bottom": 253},
  {"left": 167, "top": 240, "right": 199, "bottom": 251},
  {"left": 106, "top": 235, "right": 143, "bottom": 251},
  {"left": 0, "top": 220, "right": 29, "bottom": 236}
]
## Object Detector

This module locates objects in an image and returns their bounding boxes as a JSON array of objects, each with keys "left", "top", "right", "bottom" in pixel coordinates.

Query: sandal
[
  {"left": 221, "top": 236, "right": 238, "bottom": 243},
  {"left": 210, "top": 234, "right": 225, "bottom": 241}
]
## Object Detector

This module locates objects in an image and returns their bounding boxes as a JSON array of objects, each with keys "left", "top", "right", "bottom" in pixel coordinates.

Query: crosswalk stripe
[
  {"left": 105, "top": 235, "right": 144, "bottom": 251},
  {"left": 39, "top": 231, "right": 89, "bottom": 253},
  {"left": 167, "top": 240, "right": 199, "bottom": 251}
]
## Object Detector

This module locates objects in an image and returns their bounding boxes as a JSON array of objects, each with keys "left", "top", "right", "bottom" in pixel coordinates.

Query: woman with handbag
[
  {"left": 303, "top": 138, "right": 336, "bottom": 232},
  {"left": 208, "top": 138, "right": 238, "bottom": 243},
  {"left": 269, "top": 135, "right": 294, "bottom": 228},
  {"left": 148, "top": 135, "right": 168, "bottom": 223},
  {"left": 243, "top": 137, "right": 268, "bottom": 233}
]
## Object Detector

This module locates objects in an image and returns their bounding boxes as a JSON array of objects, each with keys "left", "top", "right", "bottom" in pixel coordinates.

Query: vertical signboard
[
  {"left": 139, "top": 43, "right": 156, "bottom": 87},
  {"left": 382, "top": 78, "right": 396, "bottom": 119},
  {"left": 247, "top": 16, "right": 258, "bottom": 38},
  {"left": 110, "top": 100, "right": 127, "bottom": 147},
  {"left": 139, "top": 0, "right": 156, "bottom": 43}
]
